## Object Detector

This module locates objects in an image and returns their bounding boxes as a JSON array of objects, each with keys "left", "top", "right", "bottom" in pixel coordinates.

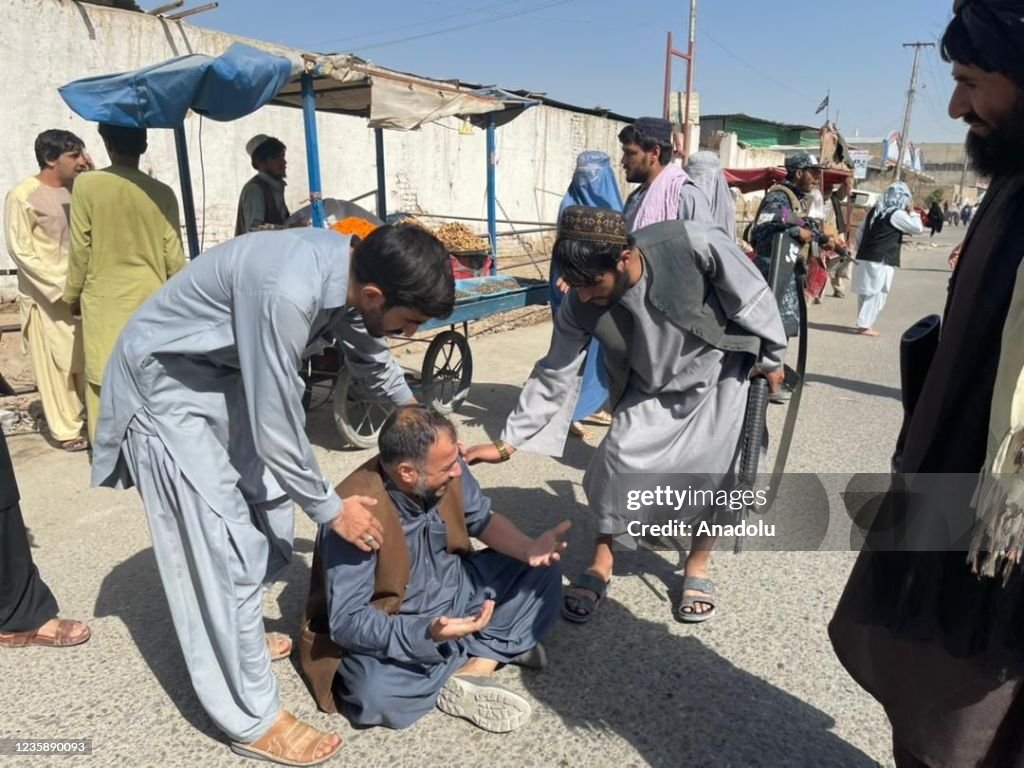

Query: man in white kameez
[
  {"left": 90, "top": 224, "right": 455, "bottom": 767},
  {"left": 467, "top": 207, "right": 787, "bottom": 625},
  {"left": 850, "top": 181, "right": 924, "bottom": 336}
]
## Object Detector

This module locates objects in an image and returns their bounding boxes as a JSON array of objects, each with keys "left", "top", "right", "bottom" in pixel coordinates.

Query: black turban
[{"left": 944, "top": 0, "right": 1024, "bottom": 87}]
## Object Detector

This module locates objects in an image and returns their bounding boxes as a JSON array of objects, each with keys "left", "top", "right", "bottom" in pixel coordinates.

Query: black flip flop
[{"left": 561, "top": 571, "right": 610, "bottom": 624}]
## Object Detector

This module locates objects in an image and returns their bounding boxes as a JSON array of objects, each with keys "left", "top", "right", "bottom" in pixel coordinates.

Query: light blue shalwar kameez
[{"left": 90, "top": 228, "right": 413, "bottom": 742}]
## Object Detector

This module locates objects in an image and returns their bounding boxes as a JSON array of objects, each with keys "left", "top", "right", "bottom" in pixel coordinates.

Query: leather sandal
[
  {"left": 60, "top": 436, "right": 89, "bottom": 452},
  {"left": 230, "top": 710, "right": 342, "bottom": 767},
  {"left": 0, "top": 618, "right": 91, "bottom": 648}
]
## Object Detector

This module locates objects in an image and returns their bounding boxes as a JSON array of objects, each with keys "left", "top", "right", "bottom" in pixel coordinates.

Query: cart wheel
[
  {"left": 421, "top": 330, "right": 473, "bottom": 414},
  {"left": 333, "top": 366, "right": 396, "bottom": 449}
]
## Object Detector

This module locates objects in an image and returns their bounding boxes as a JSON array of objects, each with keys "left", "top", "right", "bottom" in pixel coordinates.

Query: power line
[
  {"left": 699, "top": 29, "right": 814, "bottom": 103},
  {"left": 300, "top": 0, "right": 524, "bottom": 49},
  {"left": 895, "top": 41, "right": 935, "bottom": 181},
  {"left": 351, "top": 0, "right": 576, "bottom": 53}
]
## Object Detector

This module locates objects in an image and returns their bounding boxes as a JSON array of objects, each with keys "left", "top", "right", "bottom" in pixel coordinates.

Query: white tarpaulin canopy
[{"left": 271, "top": 53, "right": 525, "bottom": 130}]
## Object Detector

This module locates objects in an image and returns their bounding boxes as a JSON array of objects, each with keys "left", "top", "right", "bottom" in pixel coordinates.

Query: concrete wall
[
  {"left": 713, "top": 132, "right": 786, "bottom": 171},
  {"left": 854, "top": 140, "right": 983, "bottom": 203},
  {"left": 1, "top": 0, "right": 631, "bottom": 297}
]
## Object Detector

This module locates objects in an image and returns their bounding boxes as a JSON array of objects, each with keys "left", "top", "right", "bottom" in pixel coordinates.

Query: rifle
[
  {"left": 734, "top": 232, "right": 809, "bottom": 553},
  {"left": 892, "top": 315, "right": 941, "bottom": 473}
]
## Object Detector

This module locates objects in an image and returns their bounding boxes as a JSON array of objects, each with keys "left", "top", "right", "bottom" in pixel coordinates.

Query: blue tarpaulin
[{"left": 58, "top": 43, "right": 295, "bottom": 128}]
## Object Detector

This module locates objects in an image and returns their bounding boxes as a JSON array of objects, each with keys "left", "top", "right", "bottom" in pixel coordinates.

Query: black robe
[{"left": 829, "top": 173, "right": 1024, "bottom": 767}]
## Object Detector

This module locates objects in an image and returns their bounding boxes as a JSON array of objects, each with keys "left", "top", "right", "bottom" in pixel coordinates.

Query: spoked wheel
[
  {"left": 420, "top": 330, "right": 473, "bottom": 414},
  {"left": 333, "top": 366, "right": 396, "bottom": 449}
]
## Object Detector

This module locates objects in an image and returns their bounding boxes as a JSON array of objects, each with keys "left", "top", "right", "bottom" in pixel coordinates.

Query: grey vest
[{"left": 568, "top": 220, "right": 761, "bottom": 407}]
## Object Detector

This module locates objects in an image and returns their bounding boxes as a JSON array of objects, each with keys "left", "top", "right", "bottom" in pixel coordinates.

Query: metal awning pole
[
  {"left": 173, "top": 123, "right": 200, "bottom": 259},
  {"left": 486, "top": 113, "right": 497, "bottom": 274},
  {"left": 375, "top": 128, "right": 388, "bottom": 221},
  {"left": 301, "top": 73, "right": 326, "bottom": 228}
]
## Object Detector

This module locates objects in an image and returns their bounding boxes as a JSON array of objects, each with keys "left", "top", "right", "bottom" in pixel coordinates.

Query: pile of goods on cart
[{"left": 394, "top": 217, "right": 493, "bottom": 279}]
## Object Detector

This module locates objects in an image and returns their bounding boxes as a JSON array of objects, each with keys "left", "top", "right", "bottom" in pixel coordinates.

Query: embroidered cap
[{"left": 558, "top": 206, "right": 629, "bottom": 246}]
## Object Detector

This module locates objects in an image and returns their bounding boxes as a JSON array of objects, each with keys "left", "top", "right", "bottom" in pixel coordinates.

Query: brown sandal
[
  {"left": 581, "top": 410, "right": 613, "bottom": 426},
  {"left": 267, "top": 631, "right": 292, "bottom": 662},
  {"left": 60, "top": 436, "right": 89, "bottom": 452},
  {"left": 0, "top": 618, "right": 91, "bottom": 648},
  {"left": 231, "top": 710, "right": 342, "bottom": 767}
]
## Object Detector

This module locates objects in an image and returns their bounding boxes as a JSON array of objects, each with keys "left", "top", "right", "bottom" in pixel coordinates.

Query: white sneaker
[{"left": 436, "top": 675, "right": 533, "bottom": 732}]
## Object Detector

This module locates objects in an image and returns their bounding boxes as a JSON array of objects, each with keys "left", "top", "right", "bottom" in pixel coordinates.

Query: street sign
[{"left": 851, "top": 150, "right": 870, "bottom": 180}]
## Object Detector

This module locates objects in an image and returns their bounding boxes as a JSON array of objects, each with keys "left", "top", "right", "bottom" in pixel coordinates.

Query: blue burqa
[{"left": 550, "top": 151, "right": 624, "bottom": 420}]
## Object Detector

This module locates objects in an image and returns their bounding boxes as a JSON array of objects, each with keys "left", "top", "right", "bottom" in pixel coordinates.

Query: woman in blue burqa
[{"left": 550, "top": 150, "right": 623, "bottom": 438}]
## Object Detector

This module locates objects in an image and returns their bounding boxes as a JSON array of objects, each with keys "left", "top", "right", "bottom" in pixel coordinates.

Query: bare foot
[
  {"left": 568, "top": 421, "right": 591, "bottom": 440},
  {"left": 457, "top": 656, "right": 499, "bottom": 677},
  {"left": 266, "top": 631, "right": 292, "bottom": 661},
  {"left": 856, "top": 327, "right": 880, "bottom": 337}
]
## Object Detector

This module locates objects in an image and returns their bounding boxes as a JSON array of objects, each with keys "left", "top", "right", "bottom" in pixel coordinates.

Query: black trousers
[{"left": 0, "top": 432, "right": 58, "bottom": 633}]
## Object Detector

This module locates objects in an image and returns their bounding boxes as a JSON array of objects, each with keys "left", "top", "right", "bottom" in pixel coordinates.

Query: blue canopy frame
[{"left": 59, "top": 43, "right": 538, "bottom": 270}]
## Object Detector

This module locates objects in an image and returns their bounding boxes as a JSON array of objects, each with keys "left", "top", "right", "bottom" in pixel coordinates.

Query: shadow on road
[
  {"left": 804, "top": 373, "right": 900, "bottom": 402},
  {"left": 478, "top": 484, "right": 873, "bottom": 765},
  {"left": 94, "top": 537, "right": 317, "bottom": 743},
  {"left": 94, "top": 548, "right": 221, "bottom": 742},
  {"left": 808, "top": 321, "right": 861, "bottom": 336},
  {"left": 521, "top": 594, "right": 877, "bottom": 768}
]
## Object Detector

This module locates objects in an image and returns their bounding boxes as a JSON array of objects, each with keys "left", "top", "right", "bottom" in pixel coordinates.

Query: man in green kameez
[{"left": 64, "top": 123, "right": 184, "bottom": 443}]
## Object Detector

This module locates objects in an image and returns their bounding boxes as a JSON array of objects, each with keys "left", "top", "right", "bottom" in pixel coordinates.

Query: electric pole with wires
[{"left": 895, "top": 42, "right": 935, "bottom": 181}]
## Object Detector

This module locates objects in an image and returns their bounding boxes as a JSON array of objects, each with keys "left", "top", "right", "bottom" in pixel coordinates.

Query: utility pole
[
  {"left": 895, "top": 42, "right": 934, "bottom": 181},
  {"left": 662, "top": 0, "right": 697, "bottom": 158}
]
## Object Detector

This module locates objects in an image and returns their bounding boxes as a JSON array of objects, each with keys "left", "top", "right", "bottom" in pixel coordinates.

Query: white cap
[{"left": 245, "top": 134, "right": 272, "bottom": 158}]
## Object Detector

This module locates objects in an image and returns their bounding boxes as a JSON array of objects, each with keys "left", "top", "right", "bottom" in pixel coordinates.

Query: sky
[{"left": 187, "top": 0, "right": 969, "bottom": 144}]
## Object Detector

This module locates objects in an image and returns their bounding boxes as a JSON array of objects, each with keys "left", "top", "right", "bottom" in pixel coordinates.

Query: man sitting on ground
[{"left": 301, "top": 406, "right": 566, "bottom": 733}]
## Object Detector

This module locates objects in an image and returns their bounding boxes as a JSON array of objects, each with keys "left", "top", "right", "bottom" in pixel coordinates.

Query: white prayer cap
[{"left": 245, "top": 134, "right": 272, "bottom": 158}]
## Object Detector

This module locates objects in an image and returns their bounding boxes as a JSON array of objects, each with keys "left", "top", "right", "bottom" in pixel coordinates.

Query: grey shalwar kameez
[
  {"left": 321, "top": 461, "right": 561, "bottom": 729},
  {"left": 501, "top": 226, "right": 787, "bottom": 542},
  {"left": 90, "top": 228, "right": 413, "bottom": 742}
]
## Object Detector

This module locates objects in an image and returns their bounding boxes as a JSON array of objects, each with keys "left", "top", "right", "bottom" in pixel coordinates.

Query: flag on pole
[{"left": 815, "top": 94, "right": 830, "bottom": 115}]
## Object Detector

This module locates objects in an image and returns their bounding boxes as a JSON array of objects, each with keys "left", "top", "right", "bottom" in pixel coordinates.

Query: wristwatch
[{"left": 493, "top": 440, "right": 511, "bottom": 462}]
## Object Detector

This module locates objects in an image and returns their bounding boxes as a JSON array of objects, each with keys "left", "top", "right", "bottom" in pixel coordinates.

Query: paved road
[{"left": 0, "top": 227, "right": 965, "bottom": 767}]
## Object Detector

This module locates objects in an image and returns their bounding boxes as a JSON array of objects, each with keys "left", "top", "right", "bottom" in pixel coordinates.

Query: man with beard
[
  {"left": 301, "top": 406, "right": 565, "bottom": 732},
  {"left": 619, "top": 117, "right": 714, "bottom": 232},
  {"left": 749, "top": 152, "right": 835, "bottom": 401},
  {"left": 236, "top": 135, "right": 290, "bottom": 235},
  {"left": 90, "top": 225, "right": 454, "bottom": 767},
  {"left": 829, "top": 2, "right": 1024, "bottom": 765},
  {"left": 465, "top": 207, "right": 787, "bottom": 625}
]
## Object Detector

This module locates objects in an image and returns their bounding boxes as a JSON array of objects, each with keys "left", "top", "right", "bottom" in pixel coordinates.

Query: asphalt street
[{"left": 0, "top": 226, "right": 966, "bottom": 767}]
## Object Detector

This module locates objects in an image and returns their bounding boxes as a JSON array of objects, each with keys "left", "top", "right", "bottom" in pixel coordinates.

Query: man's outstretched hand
[
  {"left": 524, "top": 520, "right": 571, "bottom": 566},
  {"left": 462, "top": 442, "right": 515, "bottom": 465},
  {"left": 429, "top": 599, "right": 495, "bottom": 641},
  {"left": 330, "top": 495, "right": 384, "bottom": 552}
]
